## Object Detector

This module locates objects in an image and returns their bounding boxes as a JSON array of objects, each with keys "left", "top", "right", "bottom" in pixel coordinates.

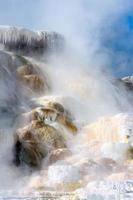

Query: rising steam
[{"left": 0, "top": 0, "right": 133, "bottom": 198}]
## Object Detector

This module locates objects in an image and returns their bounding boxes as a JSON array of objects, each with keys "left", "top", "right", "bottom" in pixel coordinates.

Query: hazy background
[
  {"left": 0, "top": 1, "right": 132, "bottom": 193},
  {"left": 0, "top": 0, "right": 133, "bottom": 76}
]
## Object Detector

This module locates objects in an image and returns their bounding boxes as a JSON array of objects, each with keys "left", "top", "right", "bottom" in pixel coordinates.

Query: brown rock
[
  {"left": 28, "top": 103, "right": 78, "bottom": 135},
  {"left": 16, "top": 65, "right": 36, "bottom": 77},
  {"left": 47, "top": 102, "right": 65, "bottom": 114},
  {"left": 57, "top": 114, "right": 78, "bottom": 134},
  {"left": 13, "top": 121, "right": 66, "bottom": 167},
  {"left": 48, "top": 148, "right": 72, "bottom": 164},
  {"left": 20, "top": 74, "right": 44, "bottom": 92}
]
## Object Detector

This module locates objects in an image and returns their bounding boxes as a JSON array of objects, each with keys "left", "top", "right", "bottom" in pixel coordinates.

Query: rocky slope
[
  {"left": 0, "top": 26, "right": 64, "bottom": 54},
  {"left": 0, "top": 26, "right": 132, "bottom": 199}
]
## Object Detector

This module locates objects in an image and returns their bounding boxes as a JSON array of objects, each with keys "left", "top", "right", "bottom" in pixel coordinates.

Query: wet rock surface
[
  {"left": 0, "top": 26, "right": 132, "bottom": 198},
  {"left": 0, "top": 26, "right": 64, "bottom": 55},
  {"left": 13, "top": 100, "right": 78, "bottom": 168}
]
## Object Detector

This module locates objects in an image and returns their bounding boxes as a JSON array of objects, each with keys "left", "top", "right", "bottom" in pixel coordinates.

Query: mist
[
  {"left": 35, "top": 0, "right": 133, "bottom": 121},
  {"left": 0, "top": 0, "right": 133, "bottom": 198}
]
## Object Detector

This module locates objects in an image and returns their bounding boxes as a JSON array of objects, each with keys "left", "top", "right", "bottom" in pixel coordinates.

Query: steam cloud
[{"left": 0, "top": 0, "right": 133, "bottom": 197}]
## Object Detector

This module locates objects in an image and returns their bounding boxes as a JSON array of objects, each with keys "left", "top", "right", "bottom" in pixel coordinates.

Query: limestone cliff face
[
  {"left": 0, "top": 26, "right": 64, "bottom": 124},
  {"left": 0, "top": 26, "right": 64, "bottom": 54}
]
